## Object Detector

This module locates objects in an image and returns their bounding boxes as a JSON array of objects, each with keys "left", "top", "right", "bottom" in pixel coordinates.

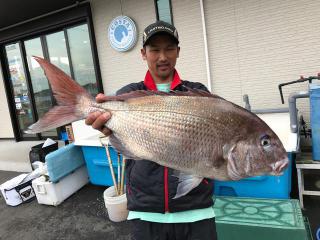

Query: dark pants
[{"left": 130, "top": 218, "right": 218, "bottom": 240}]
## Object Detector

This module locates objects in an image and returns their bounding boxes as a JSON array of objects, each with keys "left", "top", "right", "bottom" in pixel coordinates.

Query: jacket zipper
[{"left": 164, "top": 167, "right": 169, "bottom": 212}]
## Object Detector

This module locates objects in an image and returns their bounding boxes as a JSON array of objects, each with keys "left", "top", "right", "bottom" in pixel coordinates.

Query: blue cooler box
[
  {"left": 81, "top": 146, "right": 123, "bottom": 186},
  {"left": 214, "top": 152, "right": 294, "bottom": 199},
  {"left": 310, "top": 83, "right": 320, "bottom": 160}
]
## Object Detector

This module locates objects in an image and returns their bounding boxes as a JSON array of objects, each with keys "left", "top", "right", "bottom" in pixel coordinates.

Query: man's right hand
[{"left": 85, "top": 93, "right": 112, "bottom": 136}]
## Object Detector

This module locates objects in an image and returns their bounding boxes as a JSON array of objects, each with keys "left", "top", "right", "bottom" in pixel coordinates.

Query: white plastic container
[
  {"left": 103, "top": 186, "right": 128, "bottom": 222},
  {"left": 32, "top": 166, "right": 89, "bottom": 206}
]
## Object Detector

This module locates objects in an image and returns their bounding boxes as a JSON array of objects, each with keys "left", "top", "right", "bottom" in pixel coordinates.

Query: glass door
[
  {"left": 5, "top": 43, "right": 36, "bottom": 139},
  {"left": 46, "top": 31, "right": 71, "bottom": 75},
  {"left": 67, "top": 24, "right": 98, "bottom": 96},
  {"left": 4, "top": 23, "right": 100, "bottom": 141},
  {"left": 24, "top": 37, "right": 57, "bottom": 138}
]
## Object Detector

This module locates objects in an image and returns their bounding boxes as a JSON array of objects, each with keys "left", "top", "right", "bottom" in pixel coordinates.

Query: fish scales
[{"left": 104, "top": 95, "right": 239, "bottom": 178}]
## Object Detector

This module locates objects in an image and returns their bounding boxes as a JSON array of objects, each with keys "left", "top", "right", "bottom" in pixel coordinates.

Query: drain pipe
[
  {"left": 289, "top": 91, "right": 309, "bottom": 133},
  {"left": 200, "top": 0, "right": 212, "bottom": 92}
]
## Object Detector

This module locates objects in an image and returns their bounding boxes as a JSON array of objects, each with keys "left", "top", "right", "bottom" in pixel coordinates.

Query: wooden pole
[
  {"left": 120, "top": 158, "right": 126, "bottom": 195},
  {"left": 117, "top": 152, "right": 121, "bottom": 195},
  {"left": 104, "top": 144, "right": 118, "bottom": 195}
]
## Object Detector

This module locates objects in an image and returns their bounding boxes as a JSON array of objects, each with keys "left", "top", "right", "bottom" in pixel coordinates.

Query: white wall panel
[
  {"left": 204, "top": 0, "right": 320, "bottom": 122},
  {"left": 90, "top": 0, "right": 156, "bottom": 95},
  {"left": 171, "top": 0, "right": 208, "bottom": 87}
]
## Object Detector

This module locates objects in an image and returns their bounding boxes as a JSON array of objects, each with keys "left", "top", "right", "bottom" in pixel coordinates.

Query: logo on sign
[{"left": 108, "top": 16, "right": 137, "bottom": 52}]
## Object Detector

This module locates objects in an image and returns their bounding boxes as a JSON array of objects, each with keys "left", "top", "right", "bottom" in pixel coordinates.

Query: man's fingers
[
  {"left": 101, "top": 127, "right": 112, "bottom": 136},
  {"left": 85, "top": 112, "right": 102, "bottom": 125},
  {"left": 96, "top": 93, "right": 109, "bottom": 103},
  {"left": 85, "top": 111, "right": 112, "bottom": 136},
  {"left": 91, "top": 112, "right": 111, "bottom": 130}
]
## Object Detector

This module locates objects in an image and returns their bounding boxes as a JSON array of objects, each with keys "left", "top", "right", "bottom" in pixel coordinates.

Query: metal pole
[
  {"left": 200, "top": 0, "right": 212, "bottom": 92},
  {"left": 288, "top": 91, "right": 309, "bottom": 133}
]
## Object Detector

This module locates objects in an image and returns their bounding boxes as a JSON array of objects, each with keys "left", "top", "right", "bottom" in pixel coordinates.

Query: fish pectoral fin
[
  {"left": 223, "top": 144, "right": 242, "bottom": 180},
  {"left": 172, "top": 171, "right": 203, "bottom": 199},
  {"left": 222, "top": 143, "right": 236, "bottom": 160}
]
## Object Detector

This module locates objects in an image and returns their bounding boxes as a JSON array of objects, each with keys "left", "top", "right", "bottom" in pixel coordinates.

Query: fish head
[{"left": 223, "top": 124, "right": 289, "bottom": 180}]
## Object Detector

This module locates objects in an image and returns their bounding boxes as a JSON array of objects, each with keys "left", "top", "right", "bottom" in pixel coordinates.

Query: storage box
[
  {"left": 71, "top": 120, "right": 124, "bottom": 186},
  {"left": 214, "top": 152, "right": 294, "bottom": 199},
  {"left": 81, "top": 145, "right": 122, "bottom": 186},
  {"left": 32, "top": 166, "right": 89, "bottom": 206},
  {"left": 45, "top": 143, "right": 85, "bottom": 183},
  {"left": 29, "top": 141, "right": 58, "bottom": 169},
  {"left": 0, "top": 174, "right": 36, "bottom": 206},
  {"left": 213, "top": 196, "right": 309, "bottom": 240},
  {"left": 310, "top": 83, "right": 320, "bottom": 160}
]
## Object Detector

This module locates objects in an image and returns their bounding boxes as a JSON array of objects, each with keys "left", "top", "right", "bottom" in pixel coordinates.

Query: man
[{"left": 86, "top": 21, "right": 217, "bottom": 240}]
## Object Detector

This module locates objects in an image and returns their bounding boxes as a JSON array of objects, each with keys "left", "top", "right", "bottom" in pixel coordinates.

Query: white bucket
[{"left": 103, "top": 186, "right": 128, "bottom": 222}]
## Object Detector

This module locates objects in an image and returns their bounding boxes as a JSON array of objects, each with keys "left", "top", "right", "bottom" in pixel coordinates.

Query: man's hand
[{"left": 85, "top": 93, "right": 112, "bottom": 136}]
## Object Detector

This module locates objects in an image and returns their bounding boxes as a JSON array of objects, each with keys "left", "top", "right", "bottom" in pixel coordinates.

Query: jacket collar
[{"left": 143, "top": 70, "right": 182, "bottom": 91}]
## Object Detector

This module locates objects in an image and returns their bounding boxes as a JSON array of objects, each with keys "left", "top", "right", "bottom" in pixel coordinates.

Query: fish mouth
[{"left": 270, "top": 158, "right": 289, "bottom": 176}]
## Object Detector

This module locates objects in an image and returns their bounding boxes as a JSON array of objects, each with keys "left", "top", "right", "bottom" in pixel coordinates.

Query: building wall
[
  {"left": 204, "top": 0, "right": 320, "bottom": 121},
  {"left": 90, "top": 0, "right": 209, "bottom": 93},
  {"left": 171, "top": 0, "right": 208, "bottom": 87},
  {"left": 0, "top": 61, "right": 14, "bottom": 138},
  {"left": 90, "top": 0, "right": 156, "bottom": 95}
]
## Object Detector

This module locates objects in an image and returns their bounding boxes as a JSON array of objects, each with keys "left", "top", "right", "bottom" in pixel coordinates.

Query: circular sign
[{"left": 108, "top": 16, "right": 137, "bottom": 52}]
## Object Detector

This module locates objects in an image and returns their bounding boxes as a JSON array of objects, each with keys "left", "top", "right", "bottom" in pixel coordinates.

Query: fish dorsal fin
[
  {"left": 112, "top": 88, "right": 224, "bottom": 101},
  {"left": 180, "top": 86, "right": 225, "bottom": 99}
]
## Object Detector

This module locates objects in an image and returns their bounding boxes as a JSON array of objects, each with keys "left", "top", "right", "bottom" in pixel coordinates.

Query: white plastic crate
[{"left": 32, "top": 166, "right": 89, "bottom": 206}]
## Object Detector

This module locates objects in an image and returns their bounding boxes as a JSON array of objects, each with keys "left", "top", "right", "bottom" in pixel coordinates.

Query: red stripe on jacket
[{"left": 143, "top": 69, "right": 182, "bottom": 212}]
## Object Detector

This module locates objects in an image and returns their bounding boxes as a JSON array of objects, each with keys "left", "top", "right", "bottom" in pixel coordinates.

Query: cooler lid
[
  {"left": 72, "top": 120, "right": 104, "bottom": 147},
  {"left": 309, "top": 82, "right": 320, "bottom": 90},
  {"left": 256, "top": 112, "right": 299, "bottom": 152}
]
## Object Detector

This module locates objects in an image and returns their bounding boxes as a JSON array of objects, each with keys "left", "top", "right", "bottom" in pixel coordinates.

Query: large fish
[{"left": 27, "top": 57, "right": 289, "bottom": 198}]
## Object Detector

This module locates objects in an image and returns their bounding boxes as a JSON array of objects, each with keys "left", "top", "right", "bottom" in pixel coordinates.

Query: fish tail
[
  {"left": 25, "top": 106, "right": 85, "bottom": 134},
  {"left": 25, "top": 56, "right": 95, "bottom": 134}
]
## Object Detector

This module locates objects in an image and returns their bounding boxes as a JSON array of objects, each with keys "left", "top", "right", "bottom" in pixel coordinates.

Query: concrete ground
[
  {"left": 0, "top": 170, "right": 130, "bottom": 240},
  {"left": 0, "top": 169, "right": 319, "bottom": 240}
]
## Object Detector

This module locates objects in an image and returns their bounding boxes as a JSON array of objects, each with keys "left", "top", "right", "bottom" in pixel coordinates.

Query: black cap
[{"left": 142, "top": 21, "right": 179, "bottom": 46}]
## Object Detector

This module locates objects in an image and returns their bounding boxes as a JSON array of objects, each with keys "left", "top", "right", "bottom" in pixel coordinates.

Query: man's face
[{"left": 141, "top": 34, "right": 180, "bottom": 82}]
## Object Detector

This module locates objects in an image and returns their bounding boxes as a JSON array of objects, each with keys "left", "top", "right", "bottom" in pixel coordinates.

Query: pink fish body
[{"left": 26, "top": 57, "right": 289, "bottom": 197}]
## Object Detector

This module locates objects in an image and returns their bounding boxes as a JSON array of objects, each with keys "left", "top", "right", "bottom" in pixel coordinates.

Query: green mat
[{"left": 213, "top": 196, "right": 312, "bottom": 240}]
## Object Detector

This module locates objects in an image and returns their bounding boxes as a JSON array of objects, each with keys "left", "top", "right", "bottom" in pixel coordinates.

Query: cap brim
[{"left": 143, "top": 31, "right": 179, "bottom": 46}]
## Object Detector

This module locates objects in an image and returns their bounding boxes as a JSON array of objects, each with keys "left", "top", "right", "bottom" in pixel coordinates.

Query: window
[
  {"left": 5, "top": 43, "right": 35, "bottom": 139},
  {"left": 3, "top": 23, "right": 101, "bottom": 141},
  {"left": 67, "top": 24, "right": 98, "bottom": 96},
  {"left": 155, "top": 0, "right": 173, "bottom": 24},
  {"left": 24, "top": 37, "right": 56, "bottom": 138}
]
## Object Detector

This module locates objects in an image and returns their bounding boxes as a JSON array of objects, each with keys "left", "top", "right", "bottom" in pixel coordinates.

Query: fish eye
[{"left": 260, "top": 135, "right": 271, "bottom": 148}]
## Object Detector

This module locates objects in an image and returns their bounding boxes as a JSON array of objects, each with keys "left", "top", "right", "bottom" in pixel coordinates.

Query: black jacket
[{"left": 116, "top": 80, "right": 214, "bottom": 213}]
